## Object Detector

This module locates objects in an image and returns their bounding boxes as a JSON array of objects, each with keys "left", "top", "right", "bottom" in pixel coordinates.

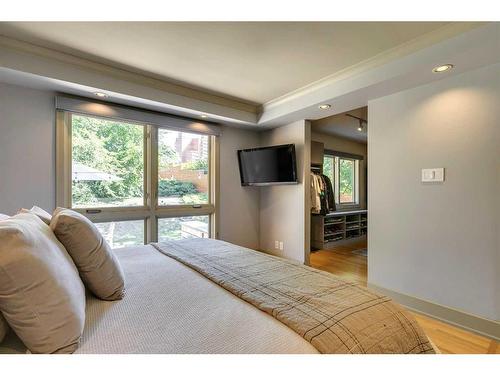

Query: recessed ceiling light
[
  {"left": 318, "top": 104, "right": 332, "bottom": 110},
  {"left": 200, "top": 114, "right": 208, "bottom": 118},
  {"left": 94, "top": 92, "right": 108, "bottom": 98},
  {"left": 432, "top": 64, "right": 454, "bottom": 73}
]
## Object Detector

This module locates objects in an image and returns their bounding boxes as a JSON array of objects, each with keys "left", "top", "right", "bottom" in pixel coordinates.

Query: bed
[{"left": 0, "top": 239, "right": 436, "bottom": 354}]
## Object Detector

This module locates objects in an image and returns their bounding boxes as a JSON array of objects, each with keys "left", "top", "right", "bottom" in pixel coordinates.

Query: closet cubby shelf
[{"left": 311, "top": 209, "right": 367, "bottom": 250}]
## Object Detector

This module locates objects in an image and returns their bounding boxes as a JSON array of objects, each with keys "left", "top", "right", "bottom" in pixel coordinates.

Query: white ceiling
[
  {"left": 0, "top": 22, "right": 448, "bottom": 105},
  {"left": 0, "top": 22, "right": 497, "bottom": 129},
  {"left": 312, "top": 107, "right": 368, "bottom": 143}
]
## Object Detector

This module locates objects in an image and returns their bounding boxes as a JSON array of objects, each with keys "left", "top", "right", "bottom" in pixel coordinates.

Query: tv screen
[{"left": 237, "top": 144, "right": 297, "bottom": 186}]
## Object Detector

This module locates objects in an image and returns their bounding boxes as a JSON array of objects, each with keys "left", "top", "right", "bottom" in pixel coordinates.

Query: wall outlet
[
  {"left": 275, "top": 240, "right": 279, "bottom": 249},
  {"left": 279, "top": 241, "right": 284, "bottom": 251}
]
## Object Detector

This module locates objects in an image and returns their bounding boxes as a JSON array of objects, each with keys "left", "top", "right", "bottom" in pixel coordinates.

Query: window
[
  {"left": 94, "top": 220, "right": 145, "bottom": 249},
  {"left": 158, "top": 215, "right": 209, "bottom": 242},
  {"left": 158, "top": 129, "right": 209, "bottom": 206},
  {"left": 339, "top": 158, "right": 355, "bottom": 204},
  {"left": 71, "top": 115, "right": 145, "bottom": 208},
  {"left": 323, "top": 153, "right": 360, "bottom": 206},
  {"left": 56, "top": 107, "right": 217, "bottom": 247}
]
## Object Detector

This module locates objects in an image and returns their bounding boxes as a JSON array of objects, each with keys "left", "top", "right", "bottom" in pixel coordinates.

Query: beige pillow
[
  {"left": 50, "top": 208, "right": 125, "bottom": 301},
  {"left": 0, "top": 213, "right": 86, "bottom": 354},
  {"left": 19, "top": 206, "right": 52, "bottom": 225},
  {"left": 1, "top": 217, "right": 13, "bottom": 342},
  {"left": 0, "top": 313, "right": 8, "bottom": 343}
]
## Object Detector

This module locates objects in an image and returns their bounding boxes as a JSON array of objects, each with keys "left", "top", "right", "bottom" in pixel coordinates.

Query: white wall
[
  {"left": 259, "top": 120, "right": 310, "bottom": 263},
  {"left": 218, "top": 126, "right": 260, "bottom": 249},
  {"left": 311, "top": 132, "right": 368, "bottom": 209},
  {"left": 0, "top": 82, "right": 262, "bottom": 249},
  {"left": 0, "top": 83, "right": 56, "bottom": 215},
  {"left": 368, "top": 63, "right": 500, "bottom": 321}
]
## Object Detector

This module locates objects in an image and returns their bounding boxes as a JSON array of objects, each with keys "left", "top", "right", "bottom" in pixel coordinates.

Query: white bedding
[{"left": 1, "top": 244, "right": 318, "bottom": 354}]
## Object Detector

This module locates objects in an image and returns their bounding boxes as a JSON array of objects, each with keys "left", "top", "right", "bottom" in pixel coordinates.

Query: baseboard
[{"left": 368, "top": 283, "right": 500, "bottom": 341}]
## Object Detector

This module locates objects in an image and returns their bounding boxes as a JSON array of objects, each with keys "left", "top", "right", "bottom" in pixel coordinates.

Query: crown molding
[
  {"left": 260, "top": 22, "right": 485, "bottom": 113},
  {"left": 257, "top": 22, "right": 499, "bottom": 127},
  {"left": 0, "top": 35, "right": 259, "bottom": 115},
  {"left": 0, "top": 22, "right": 493, "bottom": 129}
]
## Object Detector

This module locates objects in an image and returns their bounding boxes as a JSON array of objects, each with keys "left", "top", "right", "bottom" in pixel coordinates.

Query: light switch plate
[{"left": 422, "top": 168, "right": 445, "bottom": 182}]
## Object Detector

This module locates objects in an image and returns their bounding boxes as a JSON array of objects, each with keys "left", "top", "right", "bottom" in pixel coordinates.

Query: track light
[{"left": 346, "top": 113, "right": 367, "bottom": 133}]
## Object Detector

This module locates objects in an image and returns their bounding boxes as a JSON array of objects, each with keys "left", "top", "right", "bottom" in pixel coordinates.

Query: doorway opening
[{"left": 308, "top": 106, "right": 368, "bottom": 285}]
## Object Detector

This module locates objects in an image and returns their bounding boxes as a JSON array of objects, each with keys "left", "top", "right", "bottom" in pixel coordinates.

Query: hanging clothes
[
  {"left": 310, "top": 172, "right": 322, "bottom": 214},
  {"left": 310, "top": 171, "right": 336, "bottom": 215},
  {"left": 322, "top": 174, "right": 335, "bottom": 213}
]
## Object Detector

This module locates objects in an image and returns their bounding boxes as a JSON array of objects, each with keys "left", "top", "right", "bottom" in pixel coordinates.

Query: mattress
[
  {"left": 0, "top": 244, "right": 318, "bottom": 354},
  {"left": 154, "top": 239, "right": 436, "bottom": 354}
]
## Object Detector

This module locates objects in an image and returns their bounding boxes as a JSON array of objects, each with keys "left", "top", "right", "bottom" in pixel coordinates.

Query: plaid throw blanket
[{"left": 152, "top": 239, "right": 434, "bottom": 354}]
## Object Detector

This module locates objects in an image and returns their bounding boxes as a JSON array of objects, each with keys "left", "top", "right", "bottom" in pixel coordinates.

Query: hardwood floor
[
  {"left": 411, "top": 311, "right": 500, "bottom": 354},
  {"left": 310, "top": 245, "right": 367, "bottom": 285},
  {"left": 309, "top": 244, "right": 499, "bottom": 354}
]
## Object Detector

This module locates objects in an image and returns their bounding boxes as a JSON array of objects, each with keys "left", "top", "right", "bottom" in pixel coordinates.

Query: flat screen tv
[{"left": 237, "top": 144, "right": 298, "bottom": 186}]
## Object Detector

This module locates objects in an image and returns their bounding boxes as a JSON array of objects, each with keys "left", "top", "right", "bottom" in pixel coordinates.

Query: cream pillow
[
  {"left": 50, "top": 208, "right": 125, "bottom": 301},
  {"left": 19, "top": 206, "right": 52, "bottom": 225},
  {"left": 0, "top": 213, "right": 86, "bottom": 354},
  {"left": 0, "top": 213, "right": 9, "bottom": 341},
  {"left": 0, "top": 313, "right": 8, "bottom": 343}
]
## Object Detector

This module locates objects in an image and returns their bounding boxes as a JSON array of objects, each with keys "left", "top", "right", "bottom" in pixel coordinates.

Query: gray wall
[
  {"left": 0, "top": 82, "right": 262, "bottom": 249},
  {"left": 368, "top": 63, "right": 499, "bottom": 321},
  {"left": 311, "top": 132, "right": 368, "bottom": 210},
  {"left": 0, "top": 83, "right": 56, "bottom": 215},
  {"left": 218, "top": 126, "right": 260, "bottom": 249},
  {"left": 259, "top": 120, "right": 310, "bottom": 263}
]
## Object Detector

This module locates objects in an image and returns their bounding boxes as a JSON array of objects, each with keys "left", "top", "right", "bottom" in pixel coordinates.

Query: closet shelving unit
[
  {"left": 311, "top": 210, "right": 367, "bottom": 249},
  {"left": 310, "top": 140, "right": 367, "bottom": 250}
]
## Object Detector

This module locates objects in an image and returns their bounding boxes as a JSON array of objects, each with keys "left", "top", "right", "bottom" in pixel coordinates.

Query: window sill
[{"left": 335, "top": 204, "right": 361, "bottom": 211}]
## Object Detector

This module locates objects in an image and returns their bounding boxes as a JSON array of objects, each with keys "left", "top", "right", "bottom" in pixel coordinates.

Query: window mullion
[
  {"left": 149, "top": 125, "right": 159, "bottom": 243},
  {"left": 335, "top": 157, "right": 340, "bottom": 204},
  {"left": 355, "top": 160, "right": 359, "bottom": 205},
  {"left": 210, "top": 136, "right": 220, "bottom": 239}
]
